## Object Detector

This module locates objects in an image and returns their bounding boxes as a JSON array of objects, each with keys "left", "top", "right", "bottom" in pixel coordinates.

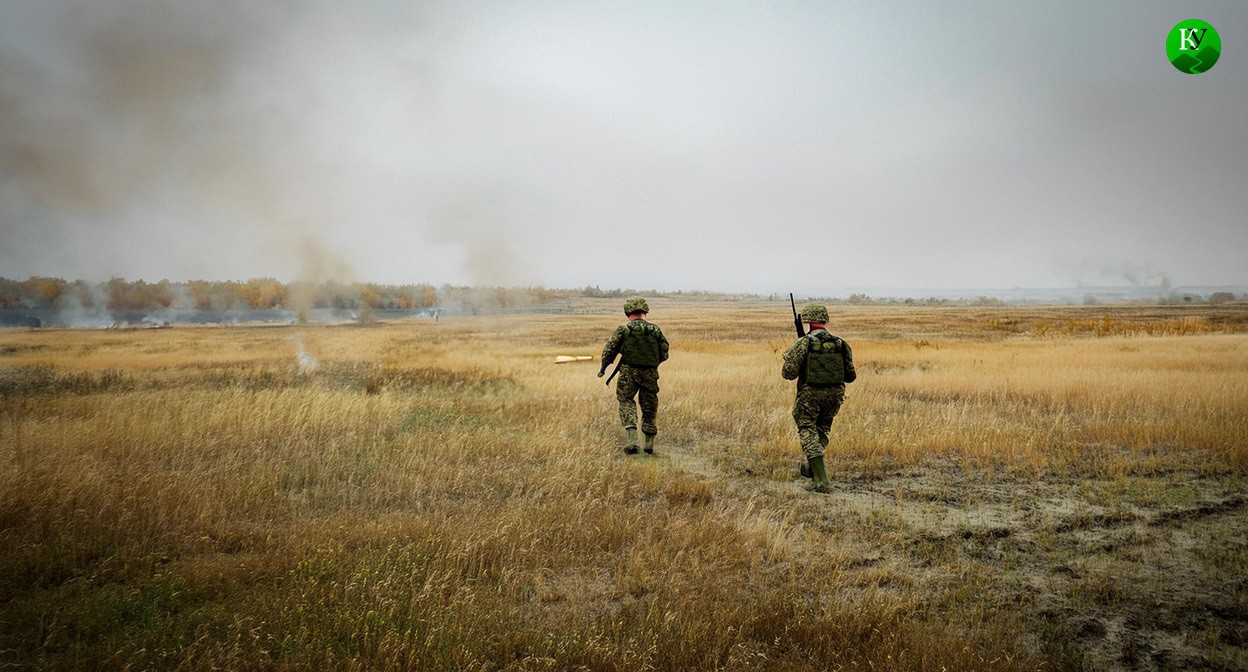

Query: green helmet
[
  {"left": 800, "top": 303, "right": 829, "bottom": 323},
  {"left": 623, "top": 296, "right": 649, "bottom": 315}
]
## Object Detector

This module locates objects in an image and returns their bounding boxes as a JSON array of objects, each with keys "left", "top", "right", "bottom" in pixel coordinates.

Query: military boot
[
  {"left": 806, "top": 456, "right": 832, "bottom": 494},
  {"left": 643, "top": 433, "right": 656, "bottom": 455},
  {"left": 624, "top": 427, "right": 640, "bottom": 455}
]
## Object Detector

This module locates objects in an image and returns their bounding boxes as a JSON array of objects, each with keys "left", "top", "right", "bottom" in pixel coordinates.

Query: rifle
[
  {"left": 605, "top": 360, "right": 622, "bottom": 386},
  {"left": 790, "top": 293, "right": 805, "bottom": 338}
]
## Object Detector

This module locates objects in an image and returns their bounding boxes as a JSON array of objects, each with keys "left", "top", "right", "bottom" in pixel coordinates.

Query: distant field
[{"left": 2, "top": 302, "right": 1246, "bottom": 670}]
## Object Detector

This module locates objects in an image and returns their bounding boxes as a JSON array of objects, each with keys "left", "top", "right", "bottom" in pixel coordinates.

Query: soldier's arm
[
  {"left": 781, "top": 338, "right": 807, "bottom": 380},
  {"left": 656, "top": 326, "right": 670, "bottom": 364},
  {"left": 842, "top": 340, "right": 857, "bottom": 383},
  {"left": 599, "top": 326, "right": 625, "bottom": 373}
]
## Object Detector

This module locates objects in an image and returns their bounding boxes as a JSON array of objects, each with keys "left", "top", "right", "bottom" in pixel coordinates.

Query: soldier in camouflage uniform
[
  {"left": 599, "top": 297, "right": 670, "bottom": 455},
  {"left": 782, "top": 303, "right": 856, "bottom": 493}
]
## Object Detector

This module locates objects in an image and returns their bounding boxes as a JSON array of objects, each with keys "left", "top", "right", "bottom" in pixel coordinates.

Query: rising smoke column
[{"left": 0, "top": 1, "right": 438, "bottom": 283}]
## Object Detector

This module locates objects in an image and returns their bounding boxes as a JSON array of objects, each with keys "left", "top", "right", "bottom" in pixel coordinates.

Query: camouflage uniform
[
  {"left": 782, "top": 328, "right": 856, "bottom": 460},
  {"left": 600, "top": 315, "right": 669, "bottom": 439}
]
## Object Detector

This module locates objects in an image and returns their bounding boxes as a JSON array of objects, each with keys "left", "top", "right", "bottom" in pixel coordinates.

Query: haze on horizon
[{"left": 1, "top": 0, "right": 1245, "bottom": 295}]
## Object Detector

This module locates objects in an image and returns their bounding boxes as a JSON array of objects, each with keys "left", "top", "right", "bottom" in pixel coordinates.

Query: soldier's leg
[
  {"left": 792, "top": 392, "right": 823, "bottom": 461},
  {"left": 616, "top": 371, "right": 641, "bottom": 452},
  {"left": 639, "top": 388, "right": 658, "bottom": 453},
  {"left": 638, "top": 370, "right": 659, "bottom": 453},
  {"left": 816, "top": 387, "right": 846, "bottom": 449},
  {"left": 816, "top": 398, "right": 831, "bottom": 448}
]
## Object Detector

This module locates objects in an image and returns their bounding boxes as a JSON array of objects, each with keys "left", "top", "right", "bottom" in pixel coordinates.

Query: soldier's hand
[{"left": 597, "top": 369, "right": 605, "bottom": 378}]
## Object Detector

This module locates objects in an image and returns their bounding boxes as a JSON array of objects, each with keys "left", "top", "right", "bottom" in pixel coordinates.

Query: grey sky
[{"left": 1, "top": 0, "right": 1245, "bottom": 293}]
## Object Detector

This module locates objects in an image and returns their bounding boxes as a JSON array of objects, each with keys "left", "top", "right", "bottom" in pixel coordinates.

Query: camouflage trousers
[
  {"left": 793, "top": 384, "right": 845, "bottom": 460},
  {"left": 616, "top": 365, "right": 660, "bottom": 436}
]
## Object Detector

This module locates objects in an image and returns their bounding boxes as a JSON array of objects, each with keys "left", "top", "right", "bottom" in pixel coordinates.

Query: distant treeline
[
  {"left": 0, "top": 278, "right": 675, "bottom": 313},
  {"left": 6, "top": 277, "right": 1238, "bottom": 313},
  {"left": 0, "top": 277, "right": 439, "bottom": 311}
]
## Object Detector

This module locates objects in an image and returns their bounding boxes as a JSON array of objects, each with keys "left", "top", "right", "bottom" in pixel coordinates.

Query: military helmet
[
  {"left": 623, "top": 296, "right": 649, "bottom": 315},
  {"left": 800, "top": 303, "right": 829, "bottom": 323}
]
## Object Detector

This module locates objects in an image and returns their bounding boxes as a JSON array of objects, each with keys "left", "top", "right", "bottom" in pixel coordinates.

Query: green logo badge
[{"left": 1167, "top": 19, "right": 1221, "bottom": 74}]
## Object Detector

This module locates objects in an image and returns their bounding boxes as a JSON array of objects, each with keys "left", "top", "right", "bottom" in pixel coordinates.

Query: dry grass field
[{"left": 2, "top": 300, "right": 1246, "bottom": 671}]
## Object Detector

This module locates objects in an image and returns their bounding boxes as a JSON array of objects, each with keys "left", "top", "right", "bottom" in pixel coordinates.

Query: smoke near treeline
[
  {"left": 0, "top": 276, "right": 668, "bottom": 318},
  {"left": 0, "top": 277, "right": 436, "bottom": 312},
  {"left": 0, "top": 1, "right": 474, "bottom": 285}
]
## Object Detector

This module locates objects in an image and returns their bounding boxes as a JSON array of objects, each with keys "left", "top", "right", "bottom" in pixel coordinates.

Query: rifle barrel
[{"left": 790, "top": 293, "right": 805, "bottom": 338}]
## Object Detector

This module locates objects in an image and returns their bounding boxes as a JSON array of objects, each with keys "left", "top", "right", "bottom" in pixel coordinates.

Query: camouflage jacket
[
  {"left": 601, "top": 318, "right": 669, "bottom": 370},
  {"left": 782, "top": 328, "right": 856, "bottom": 384}
]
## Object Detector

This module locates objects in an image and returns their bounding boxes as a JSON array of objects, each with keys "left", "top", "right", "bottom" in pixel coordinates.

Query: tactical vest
[
  {"left": 620, "top": 320, "right": 662, "bottom": 368},
  {"left": 802, "top": 332, "right": 846, "bottom": 386}
]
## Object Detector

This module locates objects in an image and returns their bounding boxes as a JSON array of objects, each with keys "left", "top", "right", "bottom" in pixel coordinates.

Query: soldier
[
  {"left": 599, "top": 297, "right": 670, "bottom": 455},
  {"left": 782, "top": 303, "right": 856, "bottom": 493}
]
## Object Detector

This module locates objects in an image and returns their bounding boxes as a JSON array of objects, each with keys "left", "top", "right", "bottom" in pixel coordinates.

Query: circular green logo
[{"left": 1167, "top": 19, "right": 1221, "bottom": 74}]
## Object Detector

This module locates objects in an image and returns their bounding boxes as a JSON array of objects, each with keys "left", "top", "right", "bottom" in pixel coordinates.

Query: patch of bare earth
[{"left": 666, "top": 442, "right": 1248, "bottom": 671}]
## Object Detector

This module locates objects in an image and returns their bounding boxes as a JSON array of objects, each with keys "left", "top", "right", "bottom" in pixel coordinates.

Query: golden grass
[{"left": 2, "top": 302, "right": 1246, "bottom": 669}]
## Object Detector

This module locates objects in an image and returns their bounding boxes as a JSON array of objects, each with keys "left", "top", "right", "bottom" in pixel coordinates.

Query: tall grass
[{"left": 2, "top": 303, "right": 1245, "bottom": 669}]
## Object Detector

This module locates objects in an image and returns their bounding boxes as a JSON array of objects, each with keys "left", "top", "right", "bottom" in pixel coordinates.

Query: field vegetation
[{"left": 2, "top": 301, "right": 1246, "bottom": 670}]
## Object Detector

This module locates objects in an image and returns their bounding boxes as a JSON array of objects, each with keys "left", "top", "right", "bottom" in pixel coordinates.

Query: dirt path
[{"left": 653, "top": 440, "right": 1248, "bottom": 671}]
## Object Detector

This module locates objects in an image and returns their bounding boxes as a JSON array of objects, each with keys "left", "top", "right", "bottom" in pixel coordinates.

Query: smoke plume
[
  {"left": 1, "top": 1, "right": 438, "bottom": 282},
  {"left": 1063, "top": 258, "right": 1173, "bottom": 289}
]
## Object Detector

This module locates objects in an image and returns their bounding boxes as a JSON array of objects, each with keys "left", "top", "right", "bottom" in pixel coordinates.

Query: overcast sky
[{"left": 1, "top": 0, "right": 1245, "bottom": 293}]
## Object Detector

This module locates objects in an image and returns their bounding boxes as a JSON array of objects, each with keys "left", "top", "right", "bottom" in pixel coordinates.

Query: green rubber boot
[
  {"left": 806, "top": 456, "right": 831, "bottom": 493},
  {"left": 624, "top": 427, "right": 640, "bottom": 455},
  {"left": 799, "top": 460, "right": 812, "bottom": 478},
  {"left": 643, "top": 433, "right": 655, "bottom": 455}
]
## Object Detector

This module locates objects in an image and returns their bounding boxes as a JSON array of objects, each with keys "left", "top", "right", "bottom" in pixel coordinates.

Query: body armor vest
[
  {"left": 620, "top": 320, "right": 662, "bottom": 368},
  {"left": 803, "top": 332, "right": 845, "bottom": 386}
]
